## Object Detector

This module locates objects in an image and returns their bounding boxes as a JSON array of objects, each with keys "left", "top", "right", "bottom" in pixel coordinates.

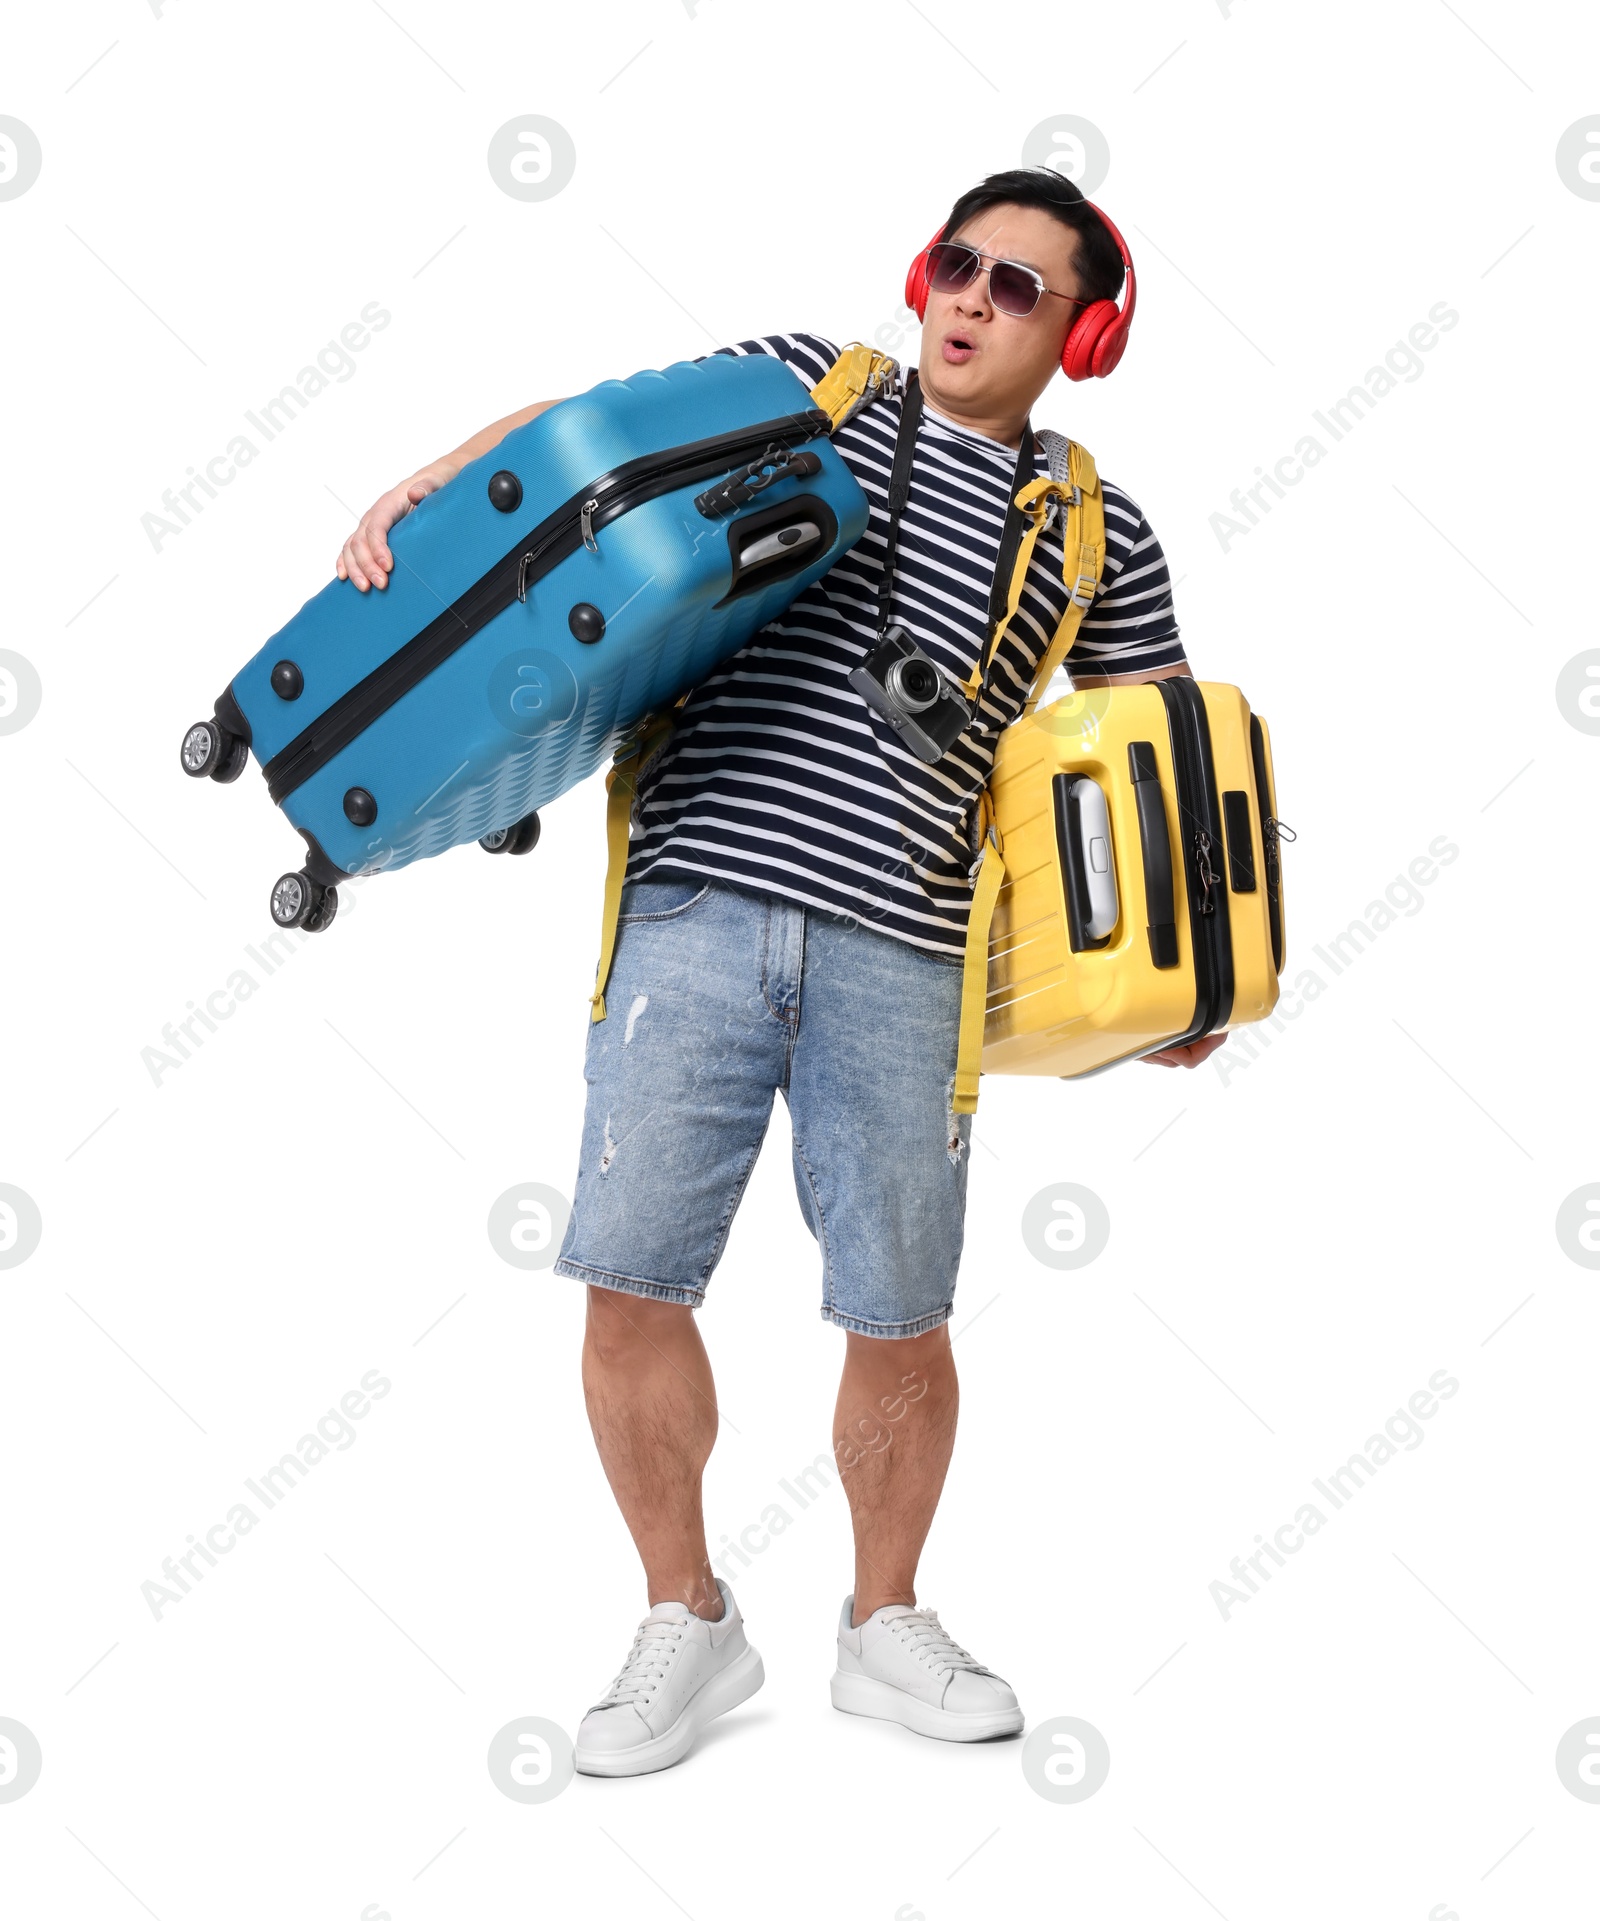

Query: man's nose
[{"left": 956, "top": 272, "right": 993, "bottom": 319}]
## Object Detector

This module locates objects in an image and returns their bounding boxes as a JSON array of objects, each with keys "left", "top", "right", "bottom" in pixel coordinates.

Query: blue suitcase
[{"left": 180, "top": 353, "right": 869, "bottom": 931}]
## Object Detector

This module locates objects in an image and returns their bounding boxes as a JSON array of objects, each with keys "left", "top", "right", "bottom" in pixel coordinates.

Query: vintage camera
[{"left": 847, "top": 624, "right": 973, "bottom": 765}]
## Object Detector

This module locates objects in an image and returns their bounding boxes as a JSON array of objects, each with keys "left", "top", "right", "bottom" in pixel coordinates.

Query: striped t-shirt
[{"left": 625, "top": 332, "right": 1188, "bottom": 957}]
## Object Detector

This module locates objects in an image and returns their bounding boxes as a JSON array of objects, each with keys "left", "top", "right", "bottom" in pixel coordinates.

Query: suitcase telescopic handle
[
  {"left": 1059, "top": 775, "right": 1120, "bottom": 947},
  {"left": 1129, "top": 741, "right": 1180, "bottom": 969}
]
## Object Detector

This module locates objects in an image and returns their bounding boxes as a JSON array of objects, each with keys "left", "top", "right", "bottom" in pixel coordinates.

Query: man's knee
[
  {"left": 584, "top": 1284, "right": 696, "bottom": 1365},
  {"left": 843, "top": 1323, "right": 951, "bottom": 1372}
]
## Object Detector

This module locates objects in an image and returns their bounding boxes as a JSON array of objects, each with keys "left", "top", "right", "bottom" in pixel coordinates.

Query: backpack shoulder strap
[
  {"left": 950, "top": 433, "right": 1107, "bottom": 1111},
  {"left": 953, "top": 785, "right": 1007, "bottom": 1114},
  {"left": 1016, "top": 434, "right": 1106, "bottom": 717},
  {"left": 807, "top": 342, "right": 901, "bottom": 431},
  {"left": 588, "top": 698, "right": 686, "bottom": 1022},
  {"left": 952, "top": 432, "right": 1106, "bottom": 712}
]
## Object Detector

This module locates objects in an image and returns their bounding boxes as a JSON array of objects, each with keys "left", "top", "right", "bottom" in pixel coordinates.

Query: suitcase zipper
[
  {"left": 1156, "top": 678, "right": 1235, "bottom": 1045},
  {"left": 260, "top": 407, "right": 832, "bottom": 806}
]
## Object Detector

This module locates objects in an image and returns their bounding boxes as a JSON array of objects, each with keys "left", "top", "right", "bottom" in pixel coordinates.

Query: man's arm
[
  {"left": 335, "top": 397, "right": 568, "bottom": 592},
  {"left": 1069, "top": 660, "right": 1192, "bottom": 688},
  {"left": 339, "top": 337, "right": 838, "bottom": 591}
]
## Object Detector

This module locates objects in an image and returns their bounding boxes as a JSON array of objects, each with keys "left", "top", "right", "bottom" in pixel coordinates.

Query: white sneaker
[
  {"left": 575, "top": 1577, "right": 764, "bottom": 1777},
  {"left": 831, "top": 1595, "right": 1023, "bottom": 1742}
]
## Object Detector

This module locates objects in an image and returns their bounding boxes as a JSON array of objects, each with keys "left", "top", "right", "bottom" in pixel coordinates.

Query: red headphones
[{"left": 903, "top": 198, "right": 1137, "bottom": 381}]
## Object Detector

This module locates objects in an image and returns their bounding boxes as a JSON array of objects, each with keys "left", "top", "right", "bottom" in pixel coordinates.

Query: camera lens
[{"left": 887, "top": 655, "right": 940, "bottom": 713}]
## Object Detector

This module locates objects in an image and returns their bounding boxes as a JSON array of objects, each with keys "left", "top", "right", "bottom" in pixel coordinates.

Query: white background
[{"left": 3, "top": 2, "right": 1597, "bottom": 1917}]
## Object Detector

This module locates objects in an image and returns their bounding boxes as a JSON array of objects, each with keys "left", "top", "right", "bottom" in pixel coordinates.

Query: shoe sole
[
  {"left": 830, "top": 1670, "right": 1023, "bottom": 1743},
  {"left": 575, "top": 1644, "right": 766, "bottom": 1777}
]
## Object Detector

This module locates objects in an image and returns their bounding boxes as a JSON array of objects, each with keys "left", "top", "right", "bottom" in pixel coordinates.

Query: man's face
[{"left": 915, "top": 201, "right": 1088, "bottom": 428}]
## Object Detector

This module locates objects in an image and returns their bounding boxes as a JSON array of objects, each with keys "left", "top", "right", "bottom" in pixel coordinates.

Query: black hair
[{"left": 940, "top": 168, "right": 1124, "bottom": 305}]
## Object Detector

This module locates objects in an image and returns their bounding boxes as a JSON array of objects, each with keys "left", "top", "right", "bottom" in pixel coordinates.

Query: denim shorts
[{"left": 552, "top": 871, "right": 974, "bottom": 1337}]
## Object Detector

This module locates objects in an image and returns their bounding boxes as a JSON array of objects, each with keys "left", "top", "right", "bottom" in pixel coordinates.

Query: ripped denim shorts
[{"left": 552, "top": 869, "right": 972, "bottom": 1338}]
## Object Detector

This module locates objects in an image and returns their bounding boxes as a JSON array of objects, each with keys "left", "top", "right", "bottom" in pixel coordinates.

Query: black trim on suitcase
[
  {"left": 1222, "top": 789, "right": 1256, "bottom": 892},
  {"left": 215, "top": 683, "right": 252, "bottom": 749},
  {"left": 1249, "top": 712, "right": 1284, "bottom": 973},
  {"left": 1157, "top": 679, "right": 1235, "bottom": 1045},
  {"left": 259, "top": 408, "right": 832, "bottom": 806},
  {"left": 297, "top": 828, "right": 348, "bottom": 889}
]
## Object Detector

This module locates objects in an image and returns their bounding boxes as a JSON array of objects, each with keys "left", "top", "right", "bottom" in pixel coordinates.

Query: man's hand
[
  {"left": 1143, "top": 1032, "right": 1228, "bottom": 1069},
  {"left": 336, "top": 464, "right": 457, "bottom": 593}
]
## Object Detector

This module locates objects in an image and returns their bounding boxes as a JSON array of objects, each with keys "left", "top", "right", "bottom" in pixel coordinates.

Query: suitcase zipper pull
[
  {"left": 580, "top": 498, "right": 600, "bottom": 553},
  {"left": 1194, "top": 829, "right": 1219, "bottom": 914},
  {"left": 1261, "top": 815, "right": 1294, "bottom": 888},
  {"left": 516, "top": 551, "right": 535, "bottom": 603}
]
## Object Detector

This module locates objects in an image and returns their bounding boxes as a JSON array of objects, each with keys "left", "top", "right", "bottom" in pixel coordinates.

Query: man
[{"left": 337, "top": 168, "right": 1225, "bottom": 1777}]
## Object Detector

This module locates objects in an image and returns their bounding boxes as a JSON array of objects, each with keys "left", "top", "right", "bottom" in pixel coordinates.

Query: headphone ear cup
[
  {"left": 905, "top": 226, "right": 947, "bottom": 323},
  {"left": 905, "top": 252, "right": 930, "bottom": 320},
  {"left": 1089, "top": 317, "right": 1131, "bottom": 378},
  {"left": 1060, "top": 298, "right": 1118, "bottom": 382},
  {"left": 1063, "top": 200, "right": 1137, "bottom": 380}
]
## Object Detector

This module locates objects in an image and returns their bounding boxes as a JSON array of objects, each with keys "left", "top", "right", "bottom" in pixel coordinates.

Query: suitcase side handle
[
  {"left": 694, "top": 445, "right": 822, "bottom": 519},
  {"left": 1129, "top": 741, "right": 1180, "bottom": 969}
]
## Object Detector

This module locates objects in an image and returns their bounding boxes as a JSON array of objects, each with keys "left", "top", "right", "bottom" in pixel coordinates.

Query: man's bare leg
[
  {"left": 833, "top": 1323, "right": 959, "bottom": 1627},
  {"left": 581, "top": 1286, "right": 724, "bottom": 1619}
]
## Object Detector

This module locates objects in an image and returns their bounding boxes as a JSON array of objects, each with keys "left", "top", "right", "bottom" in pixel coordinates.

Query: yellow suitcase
[
  {"left": 971, "top": 678, "right": 1288, "bottom": 1086},
  {"left": 582, "top": 356, "right": 1291, "bottom": 1108}
]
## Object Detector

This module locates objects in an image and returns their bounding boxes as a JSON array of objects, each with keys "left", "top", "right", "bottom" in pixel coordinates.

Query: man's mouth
[{"left": 941, "top": 331, "right": 977, "bottom": 364}]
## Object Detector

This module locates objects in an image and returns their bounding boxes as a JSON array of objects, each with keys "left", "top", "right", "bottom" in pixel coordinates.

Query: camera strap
[{"left": 874, "top": 369, "right": 1039, "bottom": 731}]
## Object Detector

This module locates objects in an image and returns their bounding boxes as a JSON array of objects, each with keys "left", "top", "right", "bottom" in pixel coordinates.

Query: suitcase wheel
[
  {"left": 270, "top": 870, "right": 339, "bottom": 934},
  {"left": 180, "top": 718, "right": 249, "bottom": 783},
  {"left": 479, "top": 811, "right": 541, "bottom": 857}
]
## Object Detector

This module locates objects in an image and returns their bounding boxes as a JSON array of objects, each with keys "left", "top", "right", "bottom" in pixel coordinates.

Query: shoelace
[
  {"left": 587, "top": 1616, "right": 686, "bottom": 1712},
  {"left": 885, "top": 1607, "right": 997, "bottom": 1677}
]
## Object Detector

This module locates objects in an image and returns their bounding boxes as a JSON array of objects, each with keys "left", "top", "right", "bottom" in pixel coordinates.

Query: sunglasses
[{"left": 925, "top": 240, "right": 1083, "bottom": 320}]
